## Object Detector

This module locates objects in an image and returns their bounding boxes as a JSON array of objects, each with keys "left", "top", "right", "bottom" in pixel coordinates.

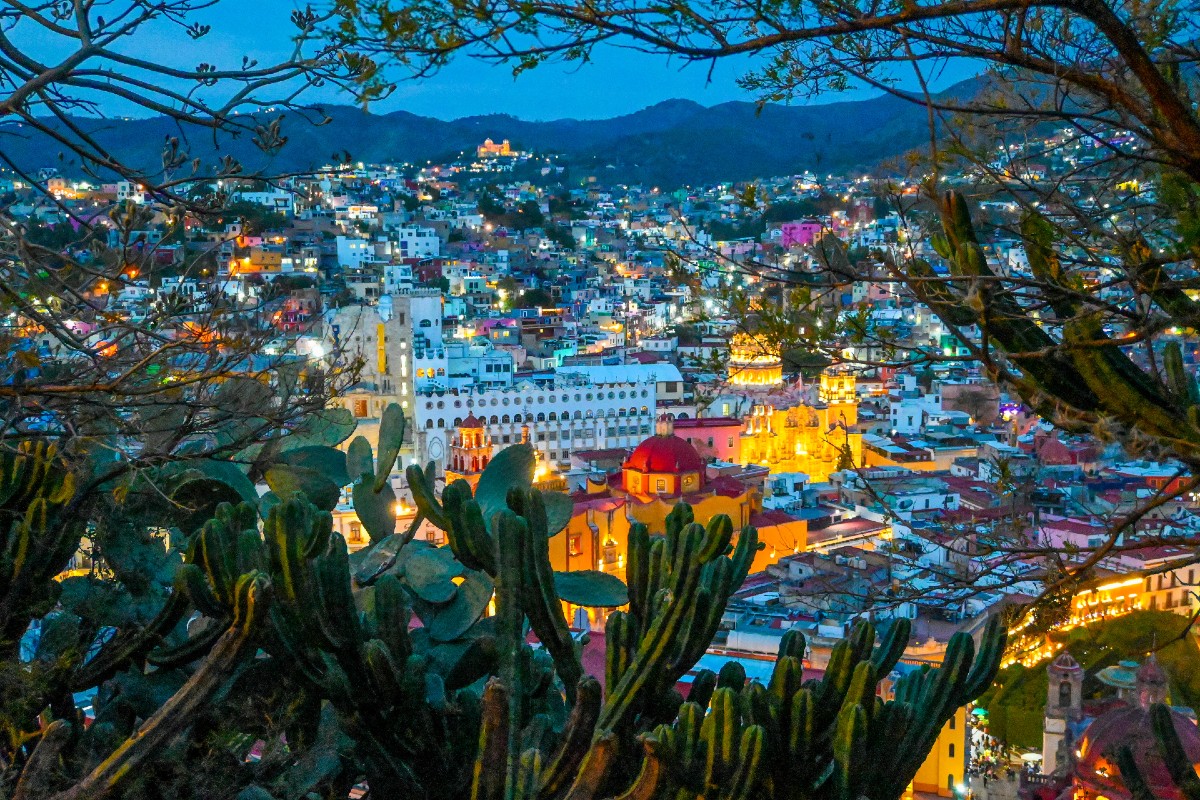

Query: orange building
[{"left": 550, "top": 417, "right": 807, "bottom": 625}]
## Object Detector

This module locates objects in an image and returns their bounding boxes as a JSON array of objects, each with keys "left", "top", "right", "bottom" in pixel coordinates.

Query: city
[{"left": 1, "top": 1, "right": 1199, "bottom": 799}]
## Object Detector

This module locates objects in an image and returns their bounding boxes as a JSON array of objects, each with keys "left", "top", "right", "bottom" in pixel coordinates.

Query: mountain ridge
[{"left": 1, "top": 78, "right": 987, "bottom": 186}]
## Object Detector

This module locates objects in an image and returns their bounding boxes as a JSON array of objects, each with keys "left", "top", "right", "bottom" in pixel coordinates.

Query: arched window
[
  {"left": 454, "top": 417, "right": 462, "bottom": 427},
  {"left": 618, "top": 409, "right": 627, "bottom": 418},
  {"left": 537, "top": 412, "right": 546, "bottom": 422},
  {"left": 502, "top": 414, "right": 510, "bottom": 423},
  {"left": 490, "top": 415, "right": 498, "bottom": 424},
  {"left": 574, "top": 411, "right": 582, "bottom": 420},
  {"left": 1058, "top": 681, "right": 1072, "bottom": 708},
  {"left": 425, "top": 419, "right": 433, "bottom": 429}
]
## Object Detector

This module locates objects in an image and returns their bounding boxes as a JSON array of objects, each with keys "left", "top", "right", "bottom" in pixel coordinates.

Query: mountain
[{"left": 0, "top": 79, "right": 988, "bottom": 186}]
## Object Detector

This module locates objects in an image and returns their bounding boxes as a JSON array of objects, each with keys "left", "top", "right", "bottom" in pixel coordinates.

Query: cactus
[
  {"left": 1118, "top": 703, "right": 1200, "bottom": 800},
  {"left": 4, "top": 415, "right": 1007, "bottom": 800},
  {"left": 0, "top": 442, "right": 85, "bottom": 650}
]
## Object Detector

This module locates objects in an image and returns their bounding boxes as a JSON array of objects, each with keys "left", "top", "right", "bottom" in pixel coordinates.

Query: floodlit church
[{"left": 706, "top": 333, "right": 863, "bottom": 483}]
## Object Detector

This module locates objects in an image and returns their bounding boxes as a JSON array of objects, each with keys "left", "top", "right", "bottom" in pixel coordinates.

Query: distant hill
[{"left": 0, "top": 78, "right": 988, "bottom": 186}]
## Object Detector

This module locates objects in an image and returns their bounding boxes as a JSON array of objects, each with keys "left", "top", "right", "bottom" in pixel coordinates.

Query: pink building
[
  {"left": 673, "top": 417, "right": 743, "bottom": 463},
  {"left": 780, "top": 220, "right": 824, "bottom": 249}
]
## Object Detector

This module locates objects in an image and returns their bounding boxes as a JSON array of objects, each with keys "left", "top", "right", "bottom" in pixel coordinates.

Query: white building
[
  {"left": 395, "top": 225, "right": 441, "bottom": 259},
  {"left": 413, "top": 373, "right": 658, "bottom": 473},
  {"left": 336, "top": 236, "right": 373, "bottom": 269}
]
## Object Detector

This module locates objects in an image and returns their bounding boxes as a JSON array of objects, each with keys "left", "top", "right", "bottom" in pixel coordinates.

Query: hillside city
[{"left": 7, "top": 125, "right": 1200, "bottom": 800}]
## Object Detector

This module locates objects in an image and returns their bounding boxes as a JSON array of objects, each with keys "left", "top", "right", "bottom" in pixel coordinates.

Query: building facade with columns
[{"left": 412, "top": 373, "right": 658, "bottom": 476}]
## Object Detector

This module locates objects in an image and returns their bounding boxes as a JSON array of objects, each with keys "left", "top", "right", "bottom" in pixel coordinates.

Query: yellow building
[
  {"left": 553, "top": 418, "right": 806, "bottom": 620},
  {"left": 727, "top": 333, "right": 784, "bottom": 387},
  {"left": 912, "top": 706, "right": 967, "bottom": 797},
  {"left": 738, "top": 371, "right": 862, "bottom": 483},
  {"left": 477, "top": 138, "right": 514, "bottom": 158}
]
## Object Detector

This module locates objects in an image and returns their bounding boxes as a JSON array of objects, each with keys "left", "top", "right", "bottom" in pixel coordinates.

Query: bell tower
[
  {"left": 1043, "top": 651, "right": 1083, "bottom": 775},
  {"left": 445, "top": 414, "right": 492, "bottom": 490}
]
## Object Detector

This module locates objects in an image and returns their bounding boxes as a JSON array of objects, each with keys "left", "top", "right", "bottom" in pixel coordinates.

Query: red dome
[
  {"left": 624, "top": 434, "right": 705, "bottom": 474},
  {"left": 1075, "top": 705, "right": 1200, "bottom": 799},
  {"left": 460, "top": 414, "right": 484, "bottom": 428}
]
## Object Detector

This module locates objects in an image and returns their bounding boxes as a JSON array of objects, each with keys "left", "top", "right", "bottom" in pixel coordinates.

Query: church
[
  {"left": 1034, "top": 652, "right": 1200, "bottom": 800},
  {"left": 438, "top": 413, "right": 807, "bottom": 621}
]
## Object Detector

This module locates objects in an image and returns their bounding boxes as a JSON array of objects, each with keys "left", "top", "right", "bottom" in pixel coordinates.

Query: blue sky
[{"left": 15, "top": 0, "right": 976, "bottom": 120}]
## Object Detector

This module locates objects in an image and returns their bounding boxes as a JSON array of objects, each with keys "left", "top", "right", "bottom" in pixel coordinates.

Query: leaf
[
  {"left": 412, "top": 579, "right": 457, "bottom": 604},
  {"left": 542, "top": 492, "right": 574, "bottom": 536},
  {"left": 346, "top": 436, "right": 374, "bottom": 481},
  {"left": 553, "top": 570, "right": 628, "bottom": 607},
  {"left": 192, "top": 459, "right": 258, "bottom": 504},
  {"left": 265, "top": 465, "right": 341, "bottom": 511},
  {"left": 404, "top": 548, "right": 463, "bottom": 591},
  {"left": 374, "top": 403, "right": 406, "bottom": 492},
  {"left": 352, "top": 536, "right": 432, "bottom": 585},
  {"left": 475, "top": 444, "right": 535, "bottom": 519},
  {"left": 425, "top": 571, "right": 494, "bottom": 642},
  {"left": 285, "top": 407, "right": 357, "bottom": 450},
  {"left": 280, "top": 446, "right": 351, "bottom": 487},
  {"left": 352, "top": 479, "right": 396, "bottom": 544}
]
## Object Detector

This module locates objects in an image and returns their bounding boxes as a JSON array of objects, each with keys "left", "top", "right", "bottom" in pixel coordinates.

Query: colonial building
[
  {"left": 413, "top": 374, "right": 658, "bottom": 475},
  {"left": 1030, "top": 655, "right": 1200, "bottom": 800},
  {"left": 716, "top": 370, "right": 862, "bottom": 484},
  {"left": 552, "top": 417, "right": 807, "bottom": 618}
]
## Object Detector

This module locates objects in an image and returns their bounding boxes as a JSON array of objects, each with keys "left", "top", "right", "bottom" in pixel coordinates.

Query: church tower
[
  {"left": 1043, "top": 651, "right": 1084, "bottom": 775},
  {"left": 445, "top": 415, "right": 492, "bottom": 490}
]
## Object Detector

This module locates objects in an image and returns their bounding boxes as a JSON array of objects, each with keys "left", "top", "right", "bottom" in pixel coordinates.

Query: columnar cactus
[
  {"left": 407, "top": 444, "right": 1006, "bottom": 800},
  {"left": 0, "top": 442, "right": 84, "bottom": 650},
  {"left": 7, "top": 426, "right": 1005, "bottom": 800}
]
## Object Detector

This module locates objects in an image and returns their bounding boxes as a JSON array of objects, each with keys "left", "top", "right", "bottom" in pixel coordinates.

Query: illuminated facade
[
  {"left": 444, "top": 415, "right": 492, "bottom": 490},
  {"left": 554, "top": 419, "right": 808, "bottom": 625},
  {"left": 727, "top": 333, "right": 783, "bottom": 387},
  {"left": 477, "top": 138, "right": 514, "bottom": 158},
  {"left": 737, "top": 371, "right": 862, "bottom": 483}
]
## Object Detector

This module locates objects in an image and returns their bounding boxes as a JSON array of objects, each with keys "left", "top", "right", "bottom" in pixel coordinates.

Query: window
[
  {"left": 656, "top": 479, "right": 666, "bottom": 492},
  {"left": 349, "top": 522, "right": 363, "bottom": 543},
  {"left": 948, "top": 715, "right": 955, "bottom": 730},
  {"left": 1058, "top": 681, "right": 1072, "bottom": 707},
  {"left": 948, "top": 744, "right": 955, "bottom": 758},
  {"left": 353, "top": 399, "right": 368, "bottom": 418},
  {"left": 569, "top": 534, "right": 583, "bottom": 556}
]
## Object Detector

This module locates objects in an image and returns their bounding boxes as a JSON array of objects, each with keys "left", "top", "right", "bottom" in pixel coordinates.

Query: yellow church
[{"left": 719, "top": 333, "right": 863, "bottom": 484}]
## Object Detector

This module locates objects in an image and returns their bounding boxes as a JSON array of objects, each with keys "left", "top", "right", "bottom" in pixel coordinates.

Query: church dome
[
  {"left": 460, "top": 413, "right": 484, "bottom": 428},
  {"left": 1074, "top": 705, "right": 1200, "bottom": 799},
  {"left": 624, "top": 415, "right": 705, "bottom": 475},
  {"left": 624, "top": 433, "right": 705, "bottom": 474}
]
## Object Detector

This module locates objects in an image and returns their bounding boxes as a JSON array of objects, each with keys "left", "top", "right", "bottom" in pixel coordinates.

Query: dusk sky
[{"left": 20, "top": 0, "right": 976, "bottom": 121}]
